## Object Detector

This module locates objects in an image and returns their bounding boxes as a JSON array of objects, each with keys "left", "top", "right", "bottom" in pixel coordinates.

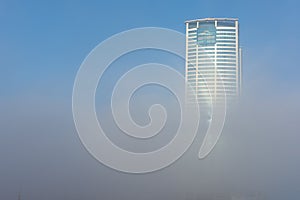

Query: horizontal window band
[
  {"left": 217, "top": 40, "right": 236, "bottom": 43},
  {"left": 217, "top": 29, "right": 236, "bottom": 32},
  {"left": 217, "top": 59, "right": 236, "bottom": 62},
  {"left": 217, "top": 48, "right": 236, "bottom": 50},
  {"left": 217, "top": 51, "right": 236, "bottom": 54},
  {"left": 216, "top": 36, "right": 236, "bottom": 39},
  {"left": 217, "top": 55, "right": 236, "bottom": 58}
]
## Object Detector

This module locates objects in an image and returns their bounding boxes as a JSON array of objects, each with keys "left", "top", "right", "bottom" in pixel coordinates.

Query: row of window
[
  {"left": 197, "top": 59, "right": 215, "bottom": 62},
  {"left": 193, "top": 90, "right": 237, "bottom": 95},
  {"left": 198, "top": 63, "right": 215, "bottom": 66},
  {"left": 188, "top": 84, "right": 237, "bottom": 89},
  {"left": 197, "top": 56, "right": 215, "bottom": 59},
  {"left": 188, "top": 36, "right": 236, "bottom": 41},
  {"left": 217, "top": 21, "right": 236, "bottom": 27},
  {"left": 216, "top": 63, "right": 237, "bottom": 66},
  {"left": 189, "top": 60, "right": 236, "bottom": 64},
  {"left": 217, "top": 65, "right": 236, "bottom": 71},
  {"left": 216, "top": 59, "right": 236, "bottom": 62},
  {"left": 217, "top": 47, "right": 236, "bottom": 51},
  {"left": 188, "top": 40, "right": 236, "bottom": 45},
  {"left": 188, "top": 45, "right": 197, "bottom": 49},
  {"left": 188, "top": 67, "right": 214, "bottom": 71},
  {"left": 188, "top": 23, "right": 197, "bottom": 29},
  {"left": 188, "top": 32, "right": 236, "bottom": 37},
  {"left": 187, "top": 74, "right": 237, "bottom": 78},
  {"left": 188, "top": 72, "right": 237, "bottom": 76},
  {"left": 216, "top": 40, "right": 236, "bottom": 43},
  {"left": 187, "top": 75, "right": 236, "bottom": 81},
  {"left": 216, "top": 37, "right": 236, "bottom": 41},
  {"left": 188, "top": 29, "right": 236, "bottom": 37},
  {"left": 188, "top": 20, "right": 236, "bottom": 29},
  {"left": 188, "top": 29, "right": 197, "bottom": 33},
  {"left": 196, "top": 90, "right": 237, "bottom": 94},
  {"left": 197, "top": 93, "right": 237, "bottom": 97},
  {"left": 189, "top": 86, "right": 237, "bottom": 90},
  {"left": 187, "top": 69, "right": 237, "bottom": 73},
  {"left": 188, "top": 41, "right": 196, "bottom": 45},
  {"left": 187, "top": 59, "right": 237, "bottom": 64},
  {"left": 188, "top": 86, "right": 237, "bottom": 91},
  {"left": 188, "top": 29, "right": 236, "bottom": 35},
  {"left": 198, "top": 47, "right": 216, "bottom": 50},
  {"left": 189, "top": 86, "right": 236, "bottom": 92},
  {"left": 188, "top": 43, "right": 238, "bottom": 49},
  {"left": 189, "top": 56, "right": 236, "bottom": 60},
  {"left": 217, "top": 55, "right": 236, "bottom": 58},
  {"left": 187, "top": 31, "right": 236, "bottom": 39},
  {"left": 193, "top": 61, "right": 234, "bottom": 65},
  {"left": 188, "top": 79, "right": 236, "bottom": 83},
  {"left": 187, "top": 52, "right": 197, "bottom": 56},
  {"left": 190, "top": 62, "right": 236, "bottom": 66},
  {"left": 188, "top": 47, "right": 236, "bottom": 51},
  {"left": 187, "top": 50, "right": 237, "bottom": 55},
  {"left": 190, "top": 42, "right": 230, "bottom": 49},
  {"left": 217, "top": 44, "right": 236, "bottom": 47},
  {"left": 187, "top": 74, "right": 237, "bottom": 79},
  {"left": 188, "top": 44, "right": 236, "bottom": 49},
  {"left": 216, "top": 32, "right": 236, "bottom": 36},
  {"left": 188, "top": 34, "right": 197, "bottom": 38},
  {"left": 216, "top": 29, "right": 236, "bottom": 32},
  {"left": 189, "top": 53, "right": 236, "bottom": 57}
]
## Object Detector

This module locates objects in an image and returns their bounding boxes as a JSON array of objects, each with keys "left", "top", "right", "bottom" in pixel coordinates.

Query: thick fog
[{"left": 1, "top": 70, "right": 300, "bottom": 200}]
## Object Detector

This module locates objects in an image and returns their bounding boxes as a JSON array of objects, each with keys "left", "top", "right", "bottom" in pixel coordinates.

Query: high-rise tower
[{"left": 185, "top": 18, "right": 242, "bottom": 104}]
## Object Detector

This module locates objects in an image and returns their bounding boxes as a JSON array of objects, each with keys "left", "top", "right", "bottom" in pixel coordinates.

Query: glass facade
[{"left": 185, "top": 18, "right": 242, "bottom": 104}]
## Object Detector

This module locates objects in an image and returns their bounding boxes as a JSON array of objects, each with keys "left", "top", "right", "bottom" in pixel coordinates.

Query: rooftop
[{"left": 185, "top": 18, "right": 238, "bottom": 23}]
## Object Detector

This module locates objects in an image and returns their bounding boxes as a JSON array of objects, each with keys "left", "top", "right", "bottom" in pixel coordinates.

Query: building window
[
  {"left": 217, "top": 47, "right": 236, "bottom": 51},
  {"left": 217, "top": 20, "right": 236, "bottom": 27},
  {"left": 217, "top": 51, "right": 236, "bottom": 55},
  {"left": 217, "top": 59, "right": 236, "bottom": 62},
  {"left": 216, "top": 40, "right": 236, "bottom": 43},
  {"left": 188, "top": 22, "right": 197, "bottom": 29},
  {"left": 217, "top": 36, "right": 236, "bottom": 39},
  {"left": 217, "top": 63, "right": 236, "bottom": 66},
  {"left": 217, "top": 43, "right": 236, "bottom": 47},
  {"left": 217, "top": 55, "right": 236, "bottom": 58},
  {"left": 217, "top": 29, "right": 236, "bottom": 32}
]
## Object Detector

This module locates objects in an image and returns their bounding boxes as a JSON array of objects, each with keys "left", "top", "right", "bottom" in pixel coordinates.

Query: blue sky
[{"left": 1, "top": 0, "right": 300, "bottom": 101}]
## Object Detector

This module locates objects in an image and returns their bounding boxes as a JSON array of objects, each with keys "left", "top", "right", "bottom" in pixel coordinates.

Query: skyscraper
[{"left": 185, "top": 18, "right": 242, "bottom": 104}]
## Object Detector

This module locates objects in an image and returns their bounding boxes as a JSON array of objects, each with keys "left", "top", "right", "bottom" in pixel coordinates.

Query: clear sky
[
  {"left": 1, "top": 0, "right": 300, "bottom": 101},
  {"left": 1, "top": 1, "right": 300, "bottom": 200}
]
